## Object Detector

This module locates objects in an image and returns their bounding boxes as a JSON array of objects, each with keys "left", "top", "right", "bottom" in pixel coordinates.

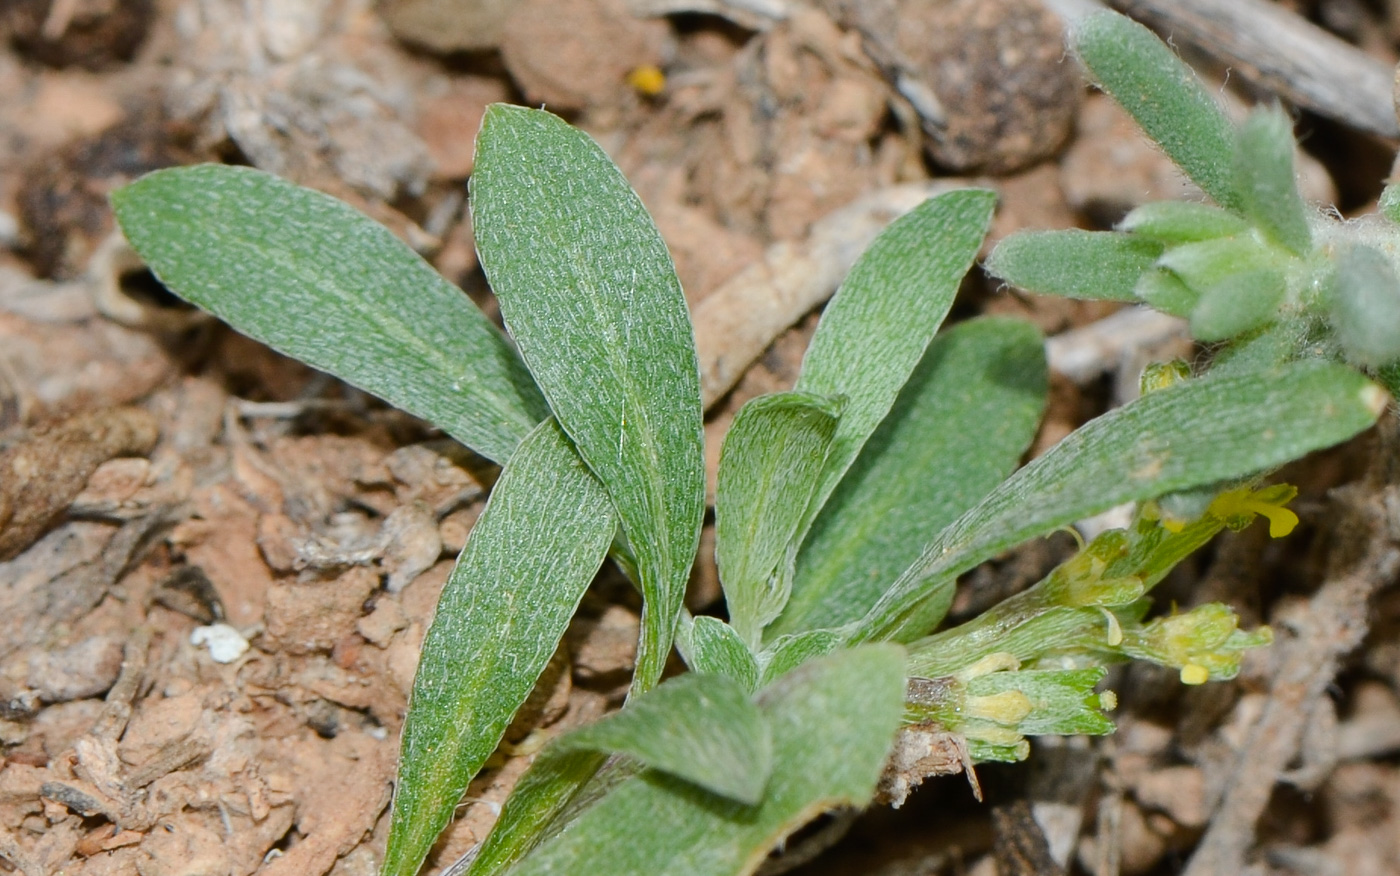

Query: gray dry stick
[
  {"left": 1106, "top": 0, "right": 1399, "bottom": 139},
  {"left": 1183, "top": 418, "right": 1400, "bottom": 875}
]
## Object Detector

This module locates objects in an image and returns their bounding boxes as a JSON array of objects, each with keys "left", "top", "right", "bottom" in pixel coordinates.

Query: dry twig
[
  {"left": 1106, "top": 0, "right": 1399, "bottom": 139},
  {"left": 1184, "top": 418, "right": 1400, "bottom": 875}
]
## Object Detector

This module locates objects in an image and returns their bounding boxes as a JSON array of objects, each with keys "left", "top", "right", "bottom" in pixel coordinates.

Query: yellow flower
[
  {"left": 627, "top": 65, "right": 666, "bottom": 97},
  {"left": 1207, "top": 485, "right": 1299, "bottom": 537},
  {"left": 1179, "top": 664, "right": 1210, "bottom": 685}
]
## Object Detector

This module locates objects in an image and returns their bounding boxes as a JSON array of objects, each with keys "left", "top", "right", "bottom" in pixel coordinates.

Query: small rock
[
  {"left": 823, "top": 0, "right": 1080, "bottom": 173},
  {"left": 1078, "top": 797, "right": 1168, "bottom": 876},
  {"left": 68, "top": 456, "right": 153, "bottom": 516},
  {"left": 380, "top": 0, "right": 515, "bottom": 53},
  {"left": 567, "top": 604, "right": 639, "bottom": 681},
  {"left": 26, "top": 636, "right": 124, "bottom": 702},
  {"left": 499, "top": 0, "right": 669, "bottom": 111},
  {"left": 190, "top": 624, "right": 251, "bottom": 664},
  {"left": 356, "top": 598, "right": 407, "bottom": 648},
  {"left": 417, "top": 77, "right": 511, "bottom": 180},
  {"left": 1133, "top": 764, "right": 1209, "bottom": 829},
  {"left": 264, "top": 566, "right": 379, "bottom": 654},
  {"left": 0, "top": 210, "right": 18, "bottom": 249},
  {"left": 117, "top": 690, "right": 205, "bottom": 766},
  {"left": 256, "top": 513, "right": 303, "bottom": 575},
  {"left": 814, "top": 74, "right": 889, "bottom": 143},
  {"left": 381, "top": 502, "right": 444, "bottom": 594},
  {"left": 0, "top": 406, "right": 159, "bottom": 560},
  {"left": 257, "top": 0, "right": 328, "bottom": 61},
  {"left": 34, "top": 699, "right": 104, "bottom": 758},
  {"left": 437, "top": 505, "right": 480, "bottom": 554},
  {"left": 2, "top": 0, "right": 155, "bottom": 70}
]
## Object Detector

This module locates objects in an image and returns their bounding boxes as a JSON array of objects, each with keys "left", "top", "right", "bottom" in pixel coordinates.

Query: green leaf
[
  {"left": 911, "top": 603, "right": 1127, "bottom": 681},
  {"left": 1135, "top": 269, "right": 1201, "bottom": 317},
  {"left": 1118, "top": 201, "right": 1250, "bottom": 243},
  {"left": 906, "top": 662, "right": 1115, "bottom": 747},
  {"left": 465, "top": 750, "right": 611, "bottom": 876},
  {"left": 1380, "top": 184, "right": 1400, "bottom": 225},
  {"left": 853, "top": 360, "right": 1386, "bottom": 644},
  {"left": 1234, "top": 106, "right": 1312, "bottom": 255},
  {"left": 504, "top": 644, "right": 907, "bottom": 876},
  {"left": 986, "top": 230, "right": 1163, "bottom": 301},
  {"left": 795, "top": 189, "right": 996, "bottom": 536},
  {"left": 552, "top": 673, "right": 772, "bottom": 804},
  {"left": 1073, "top": 11, "right": 1241, "bottom": 211},
  {"left": 774, "top": 318, "right": 1047, "bottom": 636},
  {"left": 384, "top": 420, "right": 614, "bottom": 876},
  {"left": 1330, "top": 243, "right": 1400, "bottom": 368},
  {"left": 471, "top": 105, "right": 706, "bottom": 695},
  {"left": 757, "top": 629, "right": 844, "bottom": 687},
  {"left": 1207, "top": 321, "right": 1304, "bottom": 377},
  {"left": 111, "top": 164, "right": 547, "bottom": 465},
  {"left": 1190, "top": 269, "right": 1286, "bottom": 341},
  {"left": 1157, "top": 236, "right": 1280, "bottom": 291},
  {"left": 965, "top": 668, "right": 1115, "bottom": 752},
  {"left": 715, "top": 392, "right": 841, "bottom": 646},
  {"left": 685, "top": 616, "right": 760, "bottom": 692}
]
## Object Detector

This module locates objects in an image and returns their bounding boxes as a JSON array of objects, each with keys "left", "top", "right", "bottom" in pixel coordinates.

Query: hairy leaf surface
[
  {"left": 384, "top": 420, "right": 614, "bottom": 876},
  {"left": 1073, "top": 11, "right": 1241, "bottom": 211},
  {"left": 777, "top": 318, "right": 1046, "bottom": 636},
  {"left": 112, "top": 164, "right": 547, "bottom": 464},
  {"left": 854, "top": 361, "right": 1385, "bottom": 643},
  {"left": 553, "top": 673, "right": 772, "bottom": 804},
  {"left": 505, "top": 645, "right": 907, "bottom": 876},
  {"left": 986, "top": 230, "right": 1162, "bottom": 301},
  {"left": 716, "top": 392, "right": 840, "bottom": 646},
  {"left": 686, "top": 616, "right": 761, "bottom": 692},
  {"left": 472, "top": 105, "right": 705, "bottom": 695},
  {"left": 795, "top": 190, "right": 996, "bottom": 536}
]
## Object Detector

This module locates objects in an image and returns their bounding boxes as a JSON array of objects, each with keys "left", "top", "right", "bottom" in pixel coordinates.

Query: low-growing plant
[
  {"left": 989, "top": 12, "right": 1400, "bottom": 391},
  {"left": 108, "top": 11, "right": 1392, "bottom": 875}
]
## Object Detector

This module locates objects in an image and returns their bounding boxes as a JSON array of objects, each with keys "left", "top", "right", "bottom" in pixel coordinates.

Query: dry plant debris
[{"left": 0, "top": 406, "right": 158, "bottom": 560}]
